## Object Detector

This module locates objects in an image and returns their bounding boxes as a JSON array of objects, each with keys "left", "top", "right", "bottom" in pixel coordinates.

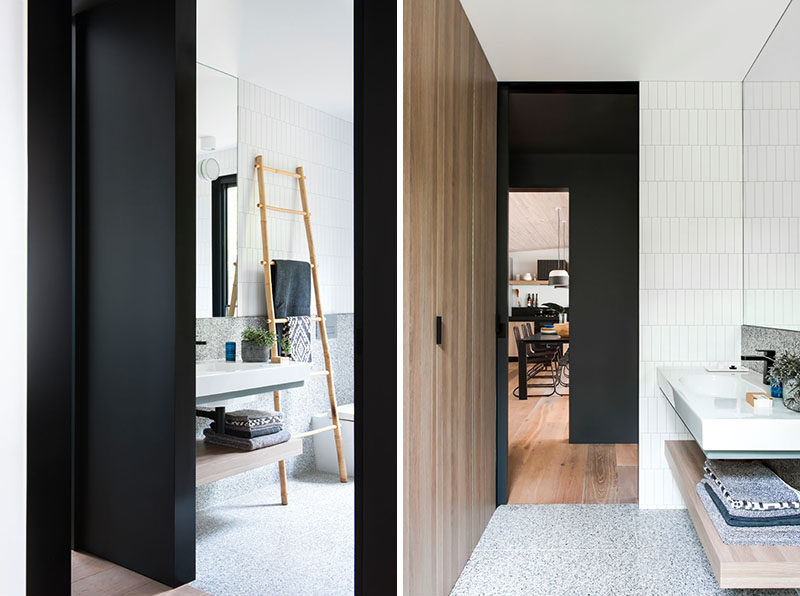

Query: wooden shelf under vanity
[
  {"left": 508, "top": 279, "right": 549, "bottom": 285},
  {"left": 665, "top": 440, "right": 800, "bottom": 589},
  {"left": 195, "top": 438, "right": 302, "bottom": 487}
]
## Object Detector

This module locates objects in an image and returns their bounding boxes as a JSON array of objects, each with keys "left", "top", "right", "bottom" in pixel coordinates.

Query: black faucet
[{"left": 741, "top": 349, "right": 776, "bottom": 385}]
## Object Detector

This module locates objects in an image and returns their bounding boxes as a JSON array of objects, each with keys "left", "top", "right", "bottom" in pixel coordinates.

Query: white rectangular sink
[
  {"left": 196, "top": 360, "right": 310, "bottom": 405},
  {"left": 657, "top": 366, "right": 800, "bottom": 458}
]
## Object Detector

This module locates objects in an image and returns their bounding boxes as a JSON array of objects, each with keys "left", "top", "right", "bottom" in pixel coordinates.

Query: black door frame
[
  {"left": 27, "top": 1, "right": 396, "bottom": 593},
  {"left": 496, "top": 82, "right": 639, "bottom": 505}
]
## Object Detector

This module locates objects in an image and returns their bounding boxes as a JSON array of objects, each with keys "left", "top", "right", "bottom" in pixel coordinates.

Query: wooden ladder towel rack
[{"left": 254, "top": 155, "right": 348, "bottom": 505}]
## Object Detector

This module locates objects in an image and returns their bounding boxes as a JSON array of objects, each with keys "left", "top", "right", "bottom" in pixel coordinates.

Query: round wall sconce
[{"left": 198, "top": 157, "right": 220, "bottom": 181}]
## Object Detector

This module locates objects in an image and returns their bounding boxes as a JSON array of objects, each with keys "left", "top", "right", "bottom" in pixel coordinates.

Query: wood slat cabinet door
[
  {"left": 434, "top": 0, "right": 476, "bottom": 590},
  {"left": 404, "top": 0, "right": 497, "bottom": 593},
  {"left": 402, "top": 0, "right": 440, "bottom": 593}
]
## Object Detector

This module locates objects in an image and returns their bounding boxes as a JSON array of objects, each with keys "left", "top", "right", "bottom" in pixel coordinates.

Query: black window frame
[{"left": 210, "top": 173, "right": 236, "bottom": 317}]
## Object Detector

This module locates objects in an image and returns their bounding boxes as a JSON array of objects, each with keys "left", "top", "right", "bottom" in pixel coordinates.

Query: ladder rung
[
  {"left": 310, "top": 370, "right": 330, "bottom": 377},
  {"left": 293, "top": 424, "right": 336, "bottom": 439},
  {"left": 258, "top": 204, "right": 308, "bottom": 216},
  {"left": 255, "top": 163, "right": 304, "bottom": 179},
  {"left": 267, "top": 316, "right": 323, "bottom": 324},
  {"left": 267, "top": 260, "right": 314, "bottom": 268}
]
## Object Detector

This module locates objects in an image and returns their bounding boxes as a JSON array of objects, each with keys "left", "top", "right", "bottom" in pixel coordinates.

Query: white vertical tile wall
[
  {"left": 236, "top": 80, "right": 354, "bottom": 317},
  {"left": 196, "top": 147, "right": 237, "bottom": 319},
  {"left": 639, "top": 82, "right": 743, "bottom": 508},
  {"left": 742, "top": 81, "right": 800, "bottom": 331}
]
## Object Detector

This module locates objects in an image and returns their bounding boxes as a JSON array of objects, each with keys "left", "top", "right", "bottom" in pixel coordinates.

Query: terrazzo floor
[
  {"left": 450, "top": 504, "right": 800, "bottom": 596},
  {"left": 192, "top": 472, "right": 354, "bottom": 596}
]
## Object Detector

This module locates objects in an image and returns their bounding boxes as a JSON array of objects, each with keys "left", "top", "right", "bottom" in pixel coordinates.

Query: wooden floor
[
  {"left": 507, "top": 362, "right": 638, "bottom": 504},
  {"left": 72, "top": 551, "right": 208, "bottom": 596}
]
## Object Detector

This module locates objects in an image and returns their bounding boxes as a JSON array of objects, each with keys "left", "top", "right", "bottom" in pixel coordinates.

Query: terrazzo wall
[
  {"left": 741, "top": 325, "right": 800, "bottom": 375},
  {"left": 639, "top": 81, "right": 744, "bottom": 508},
  {"left": 195, "top": 313, "right": 354, "bottom": 509}
]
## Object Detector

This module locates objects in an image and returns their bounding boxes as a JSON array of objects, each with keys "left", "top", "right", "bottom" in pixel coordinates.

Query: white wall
[
  {"left": 235, "top": 79, "right": 354, "bottom": 317},
  {"left": 742, "top": 81, "right": 800, "bottom": 331},
  {"left": 0, "top": 0, "right": 26, "bottom": 591},
  {"left": 639, "top": 81, "right": 743, "bottom": 508},
  {"left": 509, "top": 247, "right": 570, "bottom": 280},
  {"left": 508, "top": 284, "right": 568, "bottom": 312}
]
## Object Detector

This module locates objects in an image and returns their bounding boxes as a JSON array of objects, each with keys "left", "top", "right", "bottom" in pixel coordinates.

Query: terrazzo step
[
  {"left": 665, "top": 439, "right": 800, "bottom": 589},
  {"left": 196, "top": 437, "right": 302, "bottom": 486}
]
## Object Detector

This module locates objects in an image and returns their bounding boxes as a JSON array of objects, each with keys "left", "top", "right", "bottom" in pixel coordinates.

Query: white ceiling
[
  {"left": 746, "top": 0, "right": 800, "bottom": 81},
  {"left": 197, "top": 0, "right": 354, "bottom": 122},
  {"left": 509, "top": 192, "right": 569, "bottom": 252},
  {"left": 459, "top": 0, "right": 791, "bottom": 82}
]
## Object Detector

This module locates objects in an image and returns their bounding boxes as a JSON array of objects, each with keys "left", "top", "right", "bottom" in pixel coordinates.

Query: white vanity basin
[
  {"left": 657, "top": 367, "right": 800, "bottom": 458},
  {"left": 196, "top": 360, "right": 311, "bottom": 405}
]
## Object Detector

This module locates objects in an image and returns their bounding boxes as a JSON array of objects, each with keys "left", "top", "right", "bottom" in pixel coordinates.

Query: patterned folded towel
[
  {"left": 704, "top": 459, "right": 800, "bottom": 511},
  {"left": 696, "top": 481, "right": 800, "bottom": 545},
  {"left": 209, "top": 421, "right": 282, "bottom": 439},
  {"left": 703, "top": 481, "right": 800, "bottom": 527},
  {"left": 203, "top": 428, "right": 291, "bottom": 452},
  {"left": 223, "top": 409, "right": 284, "bottom": 429},
  {"left": 704, "top": 473, "right": 800, "bottom": 522}
]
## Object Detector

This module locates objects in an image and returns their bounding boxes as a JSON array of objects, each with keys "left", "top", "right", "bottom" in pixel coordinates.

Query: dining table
[{"left": 516, "top": 333, "right": 569, "bottom": 400}]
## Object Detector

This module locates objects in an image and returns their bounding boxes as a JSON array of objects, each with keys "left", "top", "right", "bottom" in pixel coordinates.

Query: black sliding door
[{"left": 73, "top": 0, "right": 196, "bottom": 586}]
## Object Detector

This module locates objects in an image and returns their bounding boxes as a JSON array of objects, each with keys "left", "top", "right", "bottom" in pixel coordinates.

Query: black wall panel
[
  {"left": 27, "top": 1, "right": 73, "bottom": 593},
  {"left": 354, "top": 0, "right": 397, "bottom": 593},
  {"left": 510, "top": 151, "right": 639, "bottom": 443},
  {"left": 73, "top": 0, "right": 196, "bottom": 586}
]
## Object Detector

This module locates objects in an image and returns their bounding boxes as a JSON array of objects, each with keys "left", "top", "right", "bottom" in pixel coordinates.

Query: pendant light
[{"left": 548, "top": 208, "right": 569, "bottom": 287}]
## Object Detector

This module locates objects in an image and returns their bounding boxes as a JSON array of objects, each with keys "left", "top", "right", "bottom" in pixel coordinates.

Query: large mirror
[
  {"left": 196, "top": 63, "right": 238, "bottom": 318},
  {"left": 742, "top": 0, "right": 800, "bottom": 331}
]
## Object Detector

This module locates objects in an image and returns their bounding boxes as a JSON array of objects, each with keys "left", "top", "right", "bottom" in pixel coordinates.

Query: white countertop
[
  {"left": 657, "top": 366, "right": 800, "bottom": 458},
  {"left": 196, "top": 360, "right": 310, "bottom": 405}
]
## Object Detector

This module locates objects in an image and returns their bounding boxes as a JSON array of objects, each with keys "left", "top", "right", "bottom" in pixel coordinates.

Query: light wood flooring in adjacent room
[
  {"left": 507, "top": 363, "right": 638, "bottom": 504},
  {"left": 72, "top": 551, "right": 209, "bottom": 596}
]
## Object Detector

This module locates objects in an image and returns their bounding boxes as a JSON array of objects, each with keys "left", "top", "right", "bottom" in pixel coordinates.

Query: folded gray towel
[
  {"left": 223, "top": 409, "right": 284, "bottom": 429},
  {"left": 704, "top": 473, "right": 800, "bottom": 521},
  {"left": 766, "top": 459, "right": 800, "bottom": 491},
  {"left": 210, "top": 421, "right": 282, "bottom": 439},
  {"left": 704, "top": 482, "right": 800, "bottom": 527},
  {"left": 704, "top": 459, "right": 800, "bottom": 511},
  {"left": 696, "top": 480, "right": 800, "bottom": 545},
  {"left": 203, "top": 428, "right": 291, "bottom": 451}
]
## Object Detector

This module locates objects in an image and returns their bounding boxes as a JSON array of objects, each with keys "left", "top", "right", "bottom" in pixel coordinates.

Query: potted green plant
[
  {"left": 241, "top": 326, "right": 276, "bottom": 362},
  {"left": 769, "top": 350, "right": 800, "bottom": 412},
  {"left": 543, "top": 302, "right": 569, "bottom": 323}
]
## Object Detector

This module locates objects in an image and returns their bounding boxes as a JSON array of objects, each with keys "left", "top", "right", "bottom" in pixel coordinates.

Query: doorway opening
[{"left": 498, "top": 83, "right": 640, "bottom": 506}]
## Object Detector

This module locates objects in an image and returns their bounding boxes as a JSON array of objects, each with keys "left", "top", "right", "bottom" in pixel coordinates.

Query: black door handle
[{"left": 436, "top": 316, "right": 442, "bottom": 345}]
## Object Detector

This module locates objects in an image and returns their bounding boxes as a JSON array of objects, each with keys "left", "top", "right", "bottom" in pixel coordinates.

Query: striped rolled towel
[{"left": 704, "top": 459, "right": 800, "bottom": 511}]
